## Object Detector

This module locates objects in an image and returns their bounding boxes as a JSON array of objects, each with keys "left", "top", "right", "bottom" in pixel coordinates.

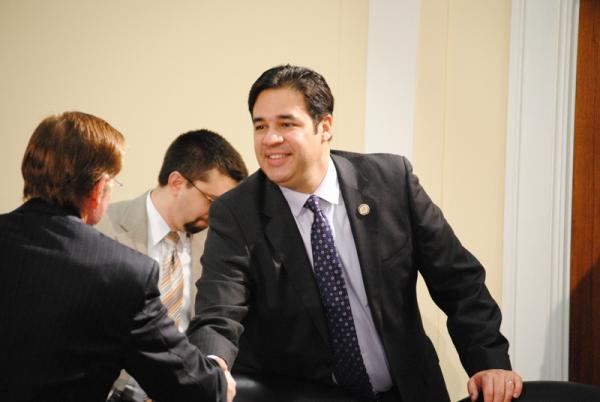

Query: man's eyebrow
[{"left": 253, "top": 114, "right": 300, "bottom": 124}]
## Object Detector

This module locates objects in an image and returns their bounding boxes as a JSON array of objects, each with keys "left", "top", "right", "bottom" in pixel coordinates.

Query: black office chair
[
  {"left": 456, "top": 381, "right": 600, "bottom": 402},
  {"left": 234, "top": 374, "right": 360, "bottom": 402}
]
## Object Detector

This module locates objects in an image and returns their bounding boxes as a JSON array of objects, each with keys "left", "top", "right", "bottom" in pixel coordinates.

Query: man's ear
[
  {"left": 319, "top": 114, "right": 333, "bottom": 142},
  {"left": 167, "top": 171, "right": 186, "bottom": 194},
  {"left": 87, "top": 178, "right": 106, "bottom": 210},
  {"left": 80, "top": 177, "right": 107, "bottom": 224}
]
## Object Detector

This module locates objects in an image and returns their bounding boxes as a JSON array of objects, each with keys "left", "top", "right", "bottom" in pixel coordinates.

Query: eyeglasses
[
  {"left": 98, "top": 175, "right": 123, "bottom": 192},
  {"left": 180, "top": 174, "right": 216, "bottom": 203},
  {"left": 111, "top": 177, "right": 123, "bottom": 190}
]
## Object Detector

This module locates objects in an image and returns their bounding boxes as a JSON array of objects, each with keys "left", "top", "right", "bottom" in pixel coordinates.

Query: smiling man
[
  {"left": 97, "top": 129, "right": 247, "bottom": 401},
  {"left": 188, "top": 65, "right": 522, "bottom": 402}
]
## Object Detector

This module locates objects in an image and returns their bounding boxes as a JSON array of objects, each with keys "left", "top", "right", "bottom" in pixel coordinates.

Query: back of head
[
  {"left": 157, "top": 129, "right": 248, "bottom": 186},
  {"left": 248, "top": 64, "right": 335, "bottom": 123},
  {"left": 21, "top": 111, "right": 125, "bottom": 211}
]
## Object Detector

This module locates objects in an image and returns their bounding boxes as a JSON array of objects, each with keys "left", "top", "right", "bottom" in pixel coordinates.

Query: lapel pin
[{"left": 358, "top": 203, "right": 370, "bottom": 216}]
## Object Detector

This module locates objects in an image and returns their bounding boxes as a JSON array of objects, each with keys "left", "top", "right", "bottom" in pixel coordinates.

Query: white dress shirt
[
  {"left": 279, "top": 158, "right": 393, "bottom": 392},
  {"left": 145, "top": 191, "right": 192, "bottom": 332}
]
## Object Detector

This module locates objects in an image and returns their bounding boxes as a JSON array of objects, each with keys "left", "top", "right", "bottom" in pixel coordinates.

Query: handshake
[
  {"left": 106, "top": 356, "right": 236, "bottom": 402},
  {"left": 210, "top": 356, "right": 237, "bottom": 402}
]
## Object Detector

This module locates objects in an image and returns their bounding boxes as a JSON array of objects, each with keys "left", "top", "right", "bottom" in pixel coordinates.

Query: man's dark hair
[
  {"left": 248, "top": 64, "right": 334, "bottom": 124},
  {"left": 157, "top": 129, "right": 248, "bottom": 186}
]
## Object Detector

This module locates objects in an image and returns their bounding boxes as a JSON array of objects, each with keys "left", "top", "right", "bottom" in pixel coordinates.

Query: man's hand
[
  {"left": 467, "top": 369, "right": 523, "bottom": 402},
  {"left": 208, "top": 355, "right": 236, "bottom": 402}
]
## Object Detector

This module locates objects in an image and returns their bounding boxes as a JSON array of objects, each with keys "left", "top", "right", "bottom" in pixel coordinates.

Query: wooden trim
[{"left": 569, "top": 0, "right": 600, "bottom": 386}]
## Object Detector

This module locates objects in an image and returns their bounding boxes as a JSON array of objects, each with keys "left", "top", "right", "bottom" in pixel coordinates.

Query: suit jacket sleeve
[
  {"left": 186, "top": 199, "right": 249, "bottom": 367},
  {"left": 123, "top": 260, "right": 227, "bottom": 402},
  {"left": 401, "top": 156, "right": 511, "bottom": 375}
]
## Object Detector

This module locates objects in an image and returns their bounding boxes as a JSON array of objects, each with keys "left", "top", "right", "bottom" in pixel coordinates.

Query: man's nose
[{"left": 263, "top": 130, "right": 284, "bottom": 145}]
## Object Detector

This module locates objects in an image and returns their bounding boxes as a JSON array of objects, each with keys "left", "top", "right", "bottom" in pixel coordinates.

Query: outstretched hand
[{"left": 208, "top": 355, "right": 236, "bottom": 402}]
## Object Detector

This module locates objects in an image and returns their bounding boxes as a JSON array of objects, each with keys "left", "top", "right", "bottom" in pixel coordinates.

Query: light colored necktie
[
  {"left": 117, "top": 232, "right": 185, "bottom": 402},
  {"left": 160, "top": 231, "right": 184, "bottom": 328}
]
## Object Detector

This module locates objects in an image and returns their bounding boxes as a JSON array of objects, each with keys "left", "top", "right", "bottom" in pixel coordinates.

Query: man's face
[
  {"left": 252, "top": 88, "right": 331, "bottom": 194},
  {"left": 174, "top": 168, "right": 237, "bottom": 234}
]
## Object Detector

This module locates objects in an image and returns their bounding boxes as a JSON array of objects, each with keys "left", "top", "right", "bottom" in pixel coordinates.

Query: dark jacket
[
  {"left": 0, "top": 199, "right": 225, "bottom": 402},
  {"left": 188, "top": 151, "right": 511, "bottom": 402}
]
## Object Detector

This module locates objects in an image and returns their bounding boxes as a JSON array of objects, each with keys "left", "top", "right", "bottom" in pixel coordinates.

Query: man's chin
[{"left": 184, "top": 221, "right": 207, "bottom": 235}]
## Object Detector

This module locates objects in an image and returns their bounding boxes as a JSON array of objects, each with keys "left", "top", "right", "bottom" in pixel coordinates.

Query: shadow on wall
[{"left": 541, "top": 282, "right": 568, "bottom": 380}]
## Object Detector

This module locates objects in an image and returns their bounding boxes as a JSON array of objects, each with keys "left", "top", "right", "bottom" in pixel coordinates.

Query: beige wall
[
  {"left": 414, "top": 0, "right": 511, "bottom": 399},
  {"left": 0, "top": 0, "right": 367, "bottom": 212}
]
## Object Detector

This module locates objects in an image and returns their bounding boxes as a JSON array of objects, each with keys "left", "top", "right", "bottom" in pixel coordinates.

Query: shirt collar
[
  {"left": 146, "top": 190, "right": 174, "bottom": 247},
  {"left": 279, "top": 157, "right": 340, "bottom": 217}
]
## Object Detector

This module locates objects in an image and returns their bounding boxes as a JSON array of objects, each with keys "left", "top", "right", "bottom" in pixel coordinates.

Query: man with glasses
[
  {"left": 0, "top": 113, "right": 234, "bottom": 402},
  {"left": 97, "top": 129, "right": 247, "bottom": 401}
]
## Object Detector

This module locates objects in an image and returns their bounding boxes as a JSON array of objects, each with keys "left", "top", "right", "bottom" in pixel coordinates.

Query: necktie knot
[
  {"left": 304, "top": 195, "right": 321, "bottom": 214},
  {"left": 164, "top": 231, "right": 179, "bottom": 248}
]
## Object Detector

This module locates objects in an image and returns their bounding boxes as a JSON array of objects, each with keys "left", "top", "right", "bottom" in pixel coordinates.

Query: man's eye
[{"left": 254, "top": 124, "right": 265, "bottom": 131}]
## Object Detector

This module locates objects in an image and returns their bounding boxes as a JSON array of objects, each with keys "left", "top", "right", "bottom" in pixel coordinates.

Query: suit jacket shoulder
[
  {"left": 0, "top": 199, "right": 226, "bottom": 402},
  {"left": 96, "top": 192, "right": 149, "bottom": 254}
]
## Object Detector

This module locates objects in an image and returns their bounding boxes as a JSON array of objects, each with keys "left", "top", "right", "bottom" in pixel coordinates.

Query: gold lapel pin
[{"left": 358, "top": 203, "right": 370, "bottom": 216}]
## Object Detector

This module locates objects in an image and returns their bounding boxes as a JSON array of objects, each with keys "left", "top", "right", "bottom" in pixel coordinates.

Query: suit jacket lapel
[
  {"left": 115, "top": 193, "right": 149, "bottom": 254},
  {"left": 261, "top": 178, "right": 330, "bottom": 345},
  {"left": 332, "top": 154, "right": 385, "bottom": 329},
  {"left": 190, "top": 230, "right": 206, "bottom": 313}
]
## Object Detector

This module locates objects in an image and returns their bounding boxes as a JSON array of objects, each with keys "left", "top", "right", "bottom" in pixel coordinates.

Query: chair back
[{"left": 234, "top": 374, "right": 360, "bottom": 402}]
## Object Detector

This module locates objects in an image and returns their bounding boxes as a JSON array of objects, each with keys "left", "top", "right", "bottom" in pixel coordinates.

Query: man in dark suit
[
  {"left": 187, "top": 65, "right": 522, "bottom": 402},
  {"left": 0, "top": 111, "right": 235, "bottom": 402}
]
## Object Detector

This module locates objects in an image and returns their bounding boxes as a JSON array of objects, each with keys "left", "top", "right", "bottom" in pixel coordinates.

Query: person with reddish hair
[{"left": 0, "top": 111, "right": 235, "bottom": 402}]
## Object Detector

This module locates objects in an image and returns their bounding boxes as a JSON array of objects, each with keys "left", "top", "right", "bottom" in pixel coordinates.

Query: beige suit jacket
[{"left": 96, "top": 191, "right": 205, "bottom": 315}]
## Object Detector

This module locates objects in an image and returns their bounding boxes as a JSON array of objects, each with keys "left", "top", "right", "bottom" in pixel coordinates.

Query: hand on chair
[{"left": 468, "top": 369, "right": 523, "bottom": 402}]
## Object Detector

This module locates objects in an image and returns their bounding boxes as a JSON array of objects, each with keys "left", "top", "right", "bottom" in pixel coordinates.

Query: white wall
[
  {"left": 502, "top": 0, "right": 578, "bottom": 381},
  {"left": 364, "top": 0, "right": 420, "bottom": 159}
]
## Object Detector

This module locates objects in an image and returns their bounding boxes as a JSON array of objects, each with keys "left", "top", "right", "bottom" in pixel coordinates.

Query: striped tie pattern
[{"left": 160, "top": 231, "right": 184, "bottom": 328}]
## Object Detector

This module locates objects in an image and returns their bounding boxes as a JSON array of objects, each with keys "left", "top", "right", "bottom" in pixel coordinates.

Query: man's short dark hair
[
  {"left": 248, "top": 64, "right": 334, "bottom": 124},
  {"left": 157, "top": 129, "right": 248, "bottom": 186}
]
